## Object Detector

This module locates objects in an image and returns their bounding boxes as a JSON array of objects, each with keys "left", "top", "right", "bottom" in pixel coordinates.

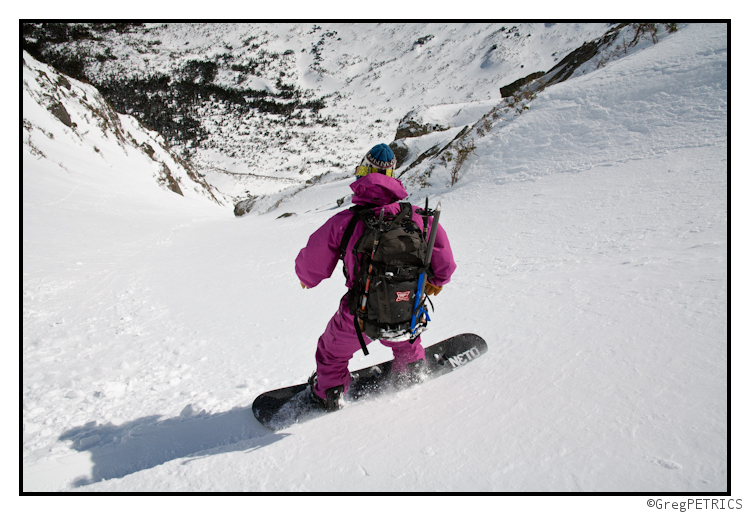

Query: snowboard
[{"left": 252, "top": 333, "right": 487, "bottom": 430}]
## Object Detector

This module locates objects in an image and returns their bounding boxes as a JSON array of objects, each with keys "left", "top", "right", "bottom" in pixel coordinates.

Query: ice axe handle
[
  {"left": 423, "top": 201, "right": 441, "bottom": 270},
  {"left": 411, "top": 202, "right": 441, "bottom": 334}
]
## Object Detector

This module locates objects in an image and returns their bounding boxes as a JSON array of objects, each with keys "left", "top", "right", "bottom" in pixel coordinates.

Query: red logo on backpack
[{"left": 395, "top": 291, "right": 411, "bottom": 302}]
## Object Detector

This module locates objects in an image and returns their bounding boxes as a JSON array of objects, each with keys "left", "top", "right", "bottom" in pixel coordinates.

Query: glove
[
  {"left": 424, "top": 281, "right": 443, "bottom": 296},
  {"left": 300, "top": 282, "right": 310, "bottom": 289}
]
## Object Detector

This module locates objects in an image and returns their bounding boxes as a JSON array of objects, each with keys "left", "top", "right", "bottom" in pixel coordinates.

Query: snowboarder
[{"left": 295, "top": 143, "right": 456, "bottom": 411}]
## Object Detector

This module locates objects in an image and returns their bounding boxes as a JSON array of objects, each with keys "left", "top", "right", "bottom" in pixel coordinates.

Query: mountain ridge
[{"left": 23, "top": 23, "right": 616, "bottom": 205}]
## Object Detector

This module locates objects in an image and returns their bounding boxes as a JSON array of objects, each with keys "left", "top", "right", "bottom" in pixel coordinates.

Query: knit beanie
[{"left": 363, "top": 143, "right": 397, "bottom": 170}]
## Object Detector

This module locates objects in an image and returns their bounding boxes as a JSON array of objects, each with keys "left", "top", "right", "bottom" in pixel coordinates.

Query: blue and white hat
[{"left": 362, "top": 143, "right": 396, "bottom": 170}]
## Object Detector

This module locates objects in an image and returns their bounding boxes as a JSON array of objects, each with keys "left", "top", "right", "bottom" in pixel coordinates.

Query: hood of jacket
[{"left": 350, "top": 173, "right": 408, "bottom": 206}]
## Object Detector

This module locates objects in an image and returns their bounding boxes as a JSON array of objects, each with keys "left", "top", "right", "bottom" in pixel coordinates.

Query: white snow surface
[
  {"left": 22, "top": 23, "right": 729, "bottom": 495},
  {"left": 42, "top": 22, "right": 611, "bottom": 201}
]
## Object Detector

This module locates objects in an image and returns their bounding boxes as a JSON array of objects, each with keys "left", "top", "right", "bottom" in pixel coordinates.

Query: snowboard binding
[{"left": 308, "top": 372, "right": 344, "bottom": 412}]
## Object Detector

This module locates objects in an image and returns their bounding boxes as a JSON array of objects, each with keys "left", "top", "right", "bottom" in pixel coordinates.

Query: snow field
[{"left": 22, "top": 23, "right": 728, "bottom": 494}]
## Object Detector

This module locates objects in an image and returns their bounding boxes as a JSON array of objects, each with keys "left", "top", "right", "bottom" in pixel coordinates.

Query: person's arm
[
  {"left": 426, "top": 221, "right": 456, "bottom": 291},
  {"left": 295, "top": 211, "right": 351, "bottom": 288}
]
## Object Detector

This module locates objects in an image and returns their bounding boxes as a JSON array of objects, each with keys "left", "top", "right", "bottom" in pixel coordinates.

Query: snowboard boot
[
  {"left": 393, "top": 359, "right": 428, "bottom": 390},
  {"left": 308, "top": 372, "right": 344, "bottom": 412}
]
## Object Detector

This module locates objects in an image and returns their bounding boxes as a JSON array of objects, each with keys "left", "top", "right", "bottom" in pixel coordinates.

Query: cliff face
[{"left": 23, "top": 51, "right": 226, "bottom": 205}]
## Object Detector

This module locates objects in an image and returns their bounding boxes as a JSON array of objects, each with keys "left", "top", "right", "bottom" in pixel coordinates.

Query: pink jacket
[{"left": 295, "top": 174, "right": 456, "bottom": 289}]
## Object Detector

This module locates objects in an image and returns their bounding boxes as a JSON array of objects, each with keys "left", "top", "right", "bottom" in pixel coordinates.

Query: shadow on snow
[{"left": 58, "top": 405, "right": 287, "bottom": 488}]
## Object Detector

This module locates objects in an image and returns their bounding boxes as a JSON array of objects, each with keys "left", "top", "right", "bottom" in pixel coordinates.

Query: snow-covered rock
[{"left": 23, "top": 51, "right": 228, "bottom": 206}]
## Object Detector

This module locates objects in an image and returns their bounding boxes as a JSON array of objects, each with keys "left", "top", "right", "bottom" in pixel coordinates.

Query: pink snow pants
[{"left": 313, "top": 295, "right": 425, "bottom": 400}]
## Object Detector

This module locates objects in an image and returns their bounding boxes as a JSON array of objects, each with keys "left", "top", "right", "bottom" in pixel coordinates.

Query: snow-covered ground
[
  {"left": 22, "top": 22, "right": 730, "bottom": 499},
  {"left": 29, "top": 22, "right": 612, "bottom": 202}
]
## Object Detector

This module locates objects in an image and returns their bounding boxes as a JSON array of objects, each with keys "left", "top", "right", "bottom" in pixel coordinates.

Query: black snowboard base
[{"left": 252, "top": 333, "right": 487, "bottom": 430}]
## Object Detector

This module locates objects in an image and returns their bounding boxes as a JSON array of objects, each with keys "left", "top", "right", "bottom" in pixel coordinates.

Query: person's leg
[
  {"left": 380, "top": 335, "right": 426, "bottom": 374},
  {"left": 313, "top": 296, "right": 371, "bottom": 400}
]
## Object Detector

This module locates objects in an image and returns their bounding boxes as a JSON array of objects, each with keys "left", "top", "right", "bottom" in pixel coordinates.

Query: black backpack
[{"left": 339, "top": 202, "right": 433, "bottom": 353}]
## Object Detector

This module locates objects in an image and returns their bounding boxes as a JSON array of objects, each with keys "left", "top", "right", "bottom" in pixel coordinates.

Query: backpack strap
[
  {"left": 339, "top": 205, "right": 370, "bottom": 261},
  {"left": 339, "top": 204, "right": 373, "bottom": 283},
  {"left": 390, "top": 202, "right": 412, "bottom": 226},
  {"left": 354, "top": 317, "right": 369, "bottom": 356}
]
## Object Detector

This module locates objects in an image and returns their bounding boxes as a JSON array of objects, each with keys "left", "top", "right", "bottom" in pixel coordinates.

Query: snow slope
[
  {"left": 30, "top": 23, "right": 611, "bottom": 202},
  {"left": 22, "top": 52, "right": 227, "bottom": 207},
  {"left": 22, "top": 23, "right": 728, "bottom": 495}
]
